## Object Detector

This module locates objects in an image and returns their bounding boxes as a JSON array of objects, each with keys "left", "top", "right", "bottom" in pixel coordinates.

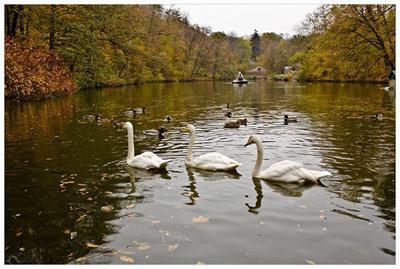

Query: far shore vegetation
[{"left": 5, "top": 4, "right": 395, "bottom": 100}]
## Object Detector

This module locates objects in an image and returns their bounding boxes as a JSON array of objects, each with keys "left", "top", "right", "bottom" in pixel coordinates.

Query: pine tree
[{"left": 250, "top": 29, "right": 261, "bottom": 61}]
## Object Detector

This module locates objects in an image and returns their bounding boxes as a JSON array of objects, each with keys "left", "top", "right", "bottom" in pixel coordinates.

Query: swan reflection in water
[
  {"left": 183, "top": 169, "right": 200, "bottom": 205},
  {"left": 246, "top": 178, "right": 313, "bottom": 214},
  {"left": 123, "top": 165, "right": 171, "bottom": 199},
  {"left": 183, "top": 167, "right": 241, "bottom": 205}
]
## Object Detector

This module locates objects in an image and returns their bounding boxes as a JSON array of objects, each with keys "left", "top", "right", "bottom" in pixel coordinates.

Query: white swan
[
  {"left": 123, "top": 122, "right": 169, "bottom": 170},
  {"left": 244, "top": 134, "right": 331, "bottom": 184},
  {"left": 182, "top": 124, "right": 241, "bottom": 171}
]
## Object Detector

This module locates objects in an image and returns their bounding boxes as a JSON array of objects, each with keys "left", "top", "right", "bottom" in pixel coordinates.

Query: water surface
[{"left": 5, "top": 81, "right": 395, "bottom": 264}]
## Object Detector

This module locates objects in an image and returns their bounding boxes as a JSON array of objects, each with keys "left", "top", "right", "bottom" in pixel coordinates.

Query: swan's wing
[
  {"left": 193, "top": 152, "right": 240, "bottom": 170},
  {"left": 128, "top": 152, "right": 167, "bottom": 169},
  {"left": 268, "top": 160, "right": 303, "bottom": 169},
  {"left": 140, "top": 151, "right": 164, "bottom": 163},
  {"left": 194, "top": 152, "right": 239, "bottom": 165},
  {"left": 260, "top": 160, "right": 304, "bottom": 179}
]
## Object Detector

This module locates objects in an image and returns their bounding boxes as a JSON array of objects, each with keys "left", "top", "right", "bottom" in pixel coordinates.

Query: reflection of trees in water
[
  {"left": 5, "top": 96, "right": 78, "bottom": 143},
  {"left": 288, "top": 83, "right": 395, "bottom": 233},
  {"left": 382, "top": 89, "right": 395, "bottom": 109},
  {"left": 246, "top": 178, "right": 312, "bottom": 215}
]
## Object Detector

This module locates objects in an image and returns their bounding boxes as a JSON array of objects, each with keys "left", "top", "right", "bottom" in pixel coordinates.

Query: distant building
[
  {"left": 246, "top": 66, "right": 267, "bottom": 80},
  {"left": 247, "top": 66, "right": 266, "bottom": 75},
  {"left": 284, "top": 66, "right": 294, "bottom": 73}
]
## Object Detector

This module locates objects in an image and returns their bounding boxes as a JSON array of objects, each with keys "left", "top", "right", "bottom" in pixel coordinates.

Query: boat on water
[
  {"left": 232, "top": 79, "right": 248, "bottom": 84},
  {"left": 232, "top": 71, "right": 248, "bottom": 84}
]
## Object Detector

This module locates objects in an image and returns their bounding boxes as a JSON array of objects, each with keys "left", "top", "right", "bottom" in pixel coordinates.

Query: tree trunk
[
  {"left": 10, "top": 5, "right": 23, "bottom": 37},
  {"left": 5, "top": 6, "right": 11, "bottom": 36},
  {"left": 49, "top": 5, "right": 56, "bottom": 50}
]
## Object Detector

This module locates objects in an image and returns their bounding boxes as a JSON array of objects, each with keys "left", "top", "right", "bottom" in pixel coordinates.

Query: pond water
[{"left": 5, "top": 81, "right": 395, "bottom": 264}]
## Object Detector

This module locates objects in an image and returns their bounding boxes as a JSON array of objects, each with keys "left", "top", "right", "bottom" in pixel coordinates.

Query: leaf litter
[
  {"left": 168, "top": 243, "right": 179, "bottom": 252},
  {"left": 120, "top": 255, "right": 134, "bottom": 263},
  {"left": 192, "top": 216, "right": 209, "bottom": 223}
]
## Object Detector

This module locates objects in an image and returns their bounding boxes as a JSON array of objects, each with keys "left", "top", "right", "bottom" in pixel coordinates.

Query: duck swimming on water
[
  {"left": 284, "top": 114, "right": 297, "bottom": 124},
  {"left": 165, "top": 115, "right": 173, "bottom": 123},
  {"left": 143, "top": 127, "right": 168, "bottom": 139},
  {"left": 224, "top": 120, "right": 240, "bottom": 128}
]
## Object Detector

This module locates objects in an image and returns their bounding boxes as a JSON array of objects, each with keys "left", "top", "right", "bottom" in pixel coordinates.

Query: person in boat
[{"left": 237, "top": 71, "right": 244, "bottom": 81}]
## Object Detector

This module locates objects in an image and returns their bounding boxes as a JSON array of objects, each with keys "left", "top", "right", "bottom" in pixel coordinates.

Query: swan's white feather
[
  {"left": 189, "top": 152, "right": 241, "bottom": 171},
  {"left": 258, "top": 160, "right": 330, "bottom": 183},
  {"left": 127, "top": 151, "right": 169, "bottom": 170}
]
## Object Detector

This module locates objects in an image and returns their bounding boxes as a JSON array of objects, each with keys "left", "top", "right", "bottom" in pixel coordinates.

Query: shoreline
[{"left": 5, "top": 78, "right": 390, "bottom": 102}]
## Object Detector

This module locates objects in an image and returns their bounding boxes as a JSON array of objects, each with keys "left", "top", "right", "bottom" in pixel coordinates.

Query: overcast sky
[{"left": 170, "top": 4, "right": 320, "bottom": 37}]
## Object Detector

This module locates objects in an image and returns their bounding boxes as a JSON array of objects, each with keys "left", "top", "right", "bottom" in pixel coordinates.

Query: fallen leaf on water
[
  {"left": 138, "top": 245, "right": 151, "bottom": 251},
  {"left": 19, "top": 248, "right": 25, "bottom": 252},
  {"left": 87, "top": 197, "right": 93, "bottom": 201},
  {"left": 150, "top": 220, "right": 160, "bottom": 224},
  {"left": 16, "top": 232, "right": 23, "bottom": 237},
  {"left": 298, "top": 205, "right": 307, "bottom": 209},
  {"left": 75, "top": 257, "right": 87, "bottom": 263},
  {"left": 64, "top": 229, "right": 71, "bottom": 234},
  {"left": 101, "top": 205, "right": 114, "bottom": 213},
  {"left": 192, "top": 216, "right": 209, "bottom": 223},
  {"left": 133, "top": 240, "right": 146, "bottom": 246},
  {"left": 126, "top": 204, "right": 135, "bottom": 209},
  {"left": 70, "top": 231, "right": 77, "bottom": 239},
  {"left": 168, "top": 243, "right": 179, "bottom": 252},
  {"left": 77, "top": 214, "right": 87, "bottom": 222},
  {"left": 79, "top": 188, "right": 87, "bottom": 192},
  {"left": 86, "top": 242, "right": 99, "bottom": 248},
  {"left": 305, "top": 259, "right": 316, "bottom": 265},
  {"left": 120, "top": 255, "right": 134, "bottom": 263}
]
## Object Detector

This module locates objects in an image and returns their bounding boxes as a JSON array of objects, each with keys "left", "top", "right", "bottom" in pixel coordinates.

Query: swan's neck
[
  {"left": 187, "top": 130, "right": 195, "bottom": 162},
  {"left": 253, "top": 139, "right": 264, "bottom": 177},
  {"left": 127, "top": 126, "right": 135, "bottom": 160}
]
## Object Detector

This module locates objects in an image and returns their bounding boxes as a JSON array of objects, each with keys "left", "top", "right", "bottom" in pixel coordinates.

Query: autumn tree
[{"left": 293, "top": 4, "right": 395, "bottom": 82}]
